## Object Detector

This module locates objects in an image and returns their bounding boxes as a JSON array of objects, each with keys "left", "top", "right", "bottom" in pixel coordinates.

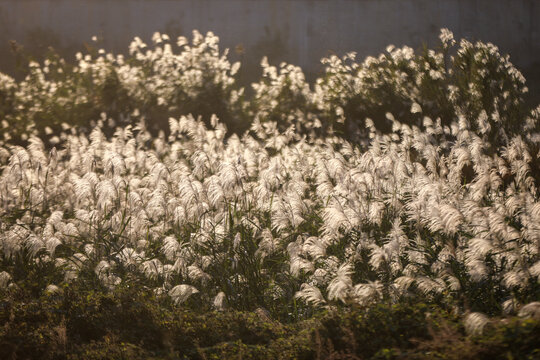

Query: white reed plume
[
  {"left": 327, "top": 263, "right": 353, "bottom": 303},
  {"left": 464, "top": 312, "right": 490, "bottom": 335},
  {"left": 295, "top": 283, "right": 327, "bottom": 307},
  {"left": 353, "top": 281, "right": 384, "bottom": 306},
  {"left": 169, "top": 284, "right": 199, "bottom": 305},
  {"left": 213, "top": 291, "right": 227, "bottom": 310},
  {"left": 518, "top": 302, "right": 540, "bottom": 320},
  {"left": 0, "top": 271, "right": 12, "bottom": 289}
]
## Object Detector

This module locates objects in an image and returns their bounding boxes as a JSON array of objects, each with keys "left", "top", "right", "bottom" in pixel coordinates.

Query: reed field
[{"left": 0, "top": 29, "right": 539, "bottom": 359}]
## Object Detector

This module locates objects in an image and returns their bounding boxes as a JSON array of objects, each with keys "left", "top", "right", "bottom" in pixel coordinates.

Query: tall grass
[{"left": 0, "top": 29, "right": 539, "bottom": 358}]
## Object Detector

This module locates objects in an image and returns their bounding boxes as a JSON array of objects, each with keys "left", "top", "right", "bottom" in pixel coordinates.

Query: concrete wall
[{"left": 0, "top": 0, "right": 538, "bottom": 83}]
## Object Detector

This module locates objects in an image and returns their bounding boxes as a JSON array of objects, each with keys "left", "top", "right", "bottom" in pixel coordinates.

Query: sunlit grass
[{"left": 0, "top": 29, "right": 539, "bottom": 359}]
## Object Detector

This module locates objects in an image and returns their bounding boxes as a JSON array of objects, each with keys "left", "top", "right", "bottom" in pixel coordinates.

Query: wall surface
[{"left": 0, "top": 0, "right": 538, "bottom": 83}]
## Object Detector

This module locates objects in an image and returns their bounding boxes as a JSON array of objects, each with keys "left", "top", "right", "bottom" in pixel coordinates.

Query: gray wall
[{"left": 0, "top": 0, "right": 539, "bottom": 84}]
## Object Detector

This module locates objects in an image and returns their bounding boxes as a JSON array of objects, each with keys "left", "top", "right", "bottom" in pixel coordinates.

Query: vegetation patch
[{"left": 0, "top": 29, "right": 539, "bottom": 358}]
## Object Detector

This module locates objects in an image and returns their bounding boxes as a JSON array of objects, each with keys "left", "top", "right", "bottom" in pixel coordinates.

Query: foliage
[
  {"left": 1, "top": 31, "right": 246, "bottom": 144},
  {"left": 1, "top": 286, "right": 539, "bottom": 359},
  {"left": 1, "top": 29, "right": 536, "bottom": 147}
]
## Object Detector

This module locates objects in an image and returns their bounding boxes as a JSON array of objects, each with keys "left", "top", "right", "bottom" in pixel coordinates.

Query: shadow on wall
[
  {"left": 523, "top": 62, "right": 540, "bottom": 106},
  {"left": 1, "top": 28, "right": 84, "bottom": 79},
  {"left": 238, "top": 27, "right": 289, "bottom": 87}
]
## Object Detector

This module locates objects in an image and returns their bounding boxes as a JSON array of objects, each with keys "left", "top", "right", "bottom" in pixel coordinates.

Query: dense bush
[
  {"left": 1, "top": 284, "right": 538, "bottom": 359},
  {"left": 1, "top": 29, "right": 536, "bottom": 147},
  {"left": 1, "top": 31, "right": 247, "bottom": 144},
  {"left": 314, "top": 30, "right": 533, "bottom": 144}
]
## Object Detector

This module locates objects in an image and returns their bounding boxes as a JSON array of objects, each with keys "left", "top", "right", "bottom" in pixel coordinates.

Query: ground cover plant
[{"left": 0, "top": 29, "right": 539, "bottom": 359}]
